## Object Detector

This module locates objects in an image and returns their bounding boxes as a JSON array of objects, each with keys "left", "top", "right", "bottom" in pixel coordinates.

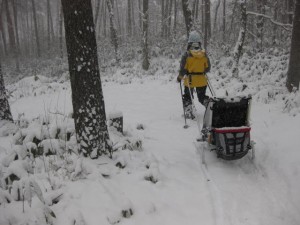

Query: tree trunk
[
  {"left": 47, "top": 0, "right": 51, "bottom": 54},
  {"left": 4, "top": 0, "right": 19, "bottom": 70},
  {"left": 256, "top": 0, "right": 266, "bottom": 51},
  {"left": 213, "top": 0, "right": 221, "bottom": 33},
  {"left": 127, "top": 0, "right": 132, "bottom": 37},
  {"left": 0, "top": 2, "right": 8, "bottom": 56},
  {"left": 11, "top": 0, "right": 20, "bottom": 57},
  {"left": 173, "top": 0, "right": 177, "bottom": 36},
  {"left": 115, "top": 0, "right": 121, "bottom": 35},
  {"left": 182, "top": 0, "right": 193, "bottom": 38},
  {"left": 286, "top": 0, "right": 300, "bottom": 92},
  {"left": 106, "top": 0, "right": 119, "bottom": 62},
  {"left": 272, "top": 0, "right": 278, "bottom": 45},
  {"left": 142, "top": 0, "right": 150, "bottom": 70},
  {"left": 95, "top": 0, "right": 101, "bottom": 26},
  {"left": 222, "top": 0, "right": 226, "bottom": 40},
  {"left": 31, "top": 0, "right": 41, "bottom": 57},
  {"left": 0, "top": 61, "right": 13, "bottom": 122},
  {"left": 61, "top": 0, "right": 112, "bottom": 158},
  {"left": 204, "top": 0, "right": 211, "bottom": 42},
  {"left": 138, "top": 0, "right": 142, "bottom": 31},
  {"left": 59, "top": 0, "right": 64, "bottom": 59},
  {"left": 232, "top": 0, "right": 247, "bottom": 77},
  {"left": 195, "top": 0, "right": 199, "bottom": 21}
]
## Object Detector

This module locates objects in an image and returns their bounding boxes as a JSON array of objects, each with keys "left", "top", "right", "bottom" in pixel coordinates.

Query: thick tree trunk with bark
[
  {"left": 142, "top": 0, "right": 150, "bottom": 70},
  {"left": 182, "top": 0, "right": 193, "bottom": 38},
  {"left": 106, "top": 0, "right": 119, "bottom": 62},
  {"left": 0, "top": 61, "right": 13, "bottom": 122},
  {"left": 286, "top": 0, "right": 300, "bottom": 91},
  {"left": 61, "top": 0, "right": 111, "bottom": 158}
]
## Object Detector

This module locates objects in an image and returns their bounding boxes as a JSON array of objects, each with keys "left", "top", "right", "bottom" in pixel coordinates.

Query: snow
[{"left": 0, "top": 53, "right": 300, "bottom": 225}]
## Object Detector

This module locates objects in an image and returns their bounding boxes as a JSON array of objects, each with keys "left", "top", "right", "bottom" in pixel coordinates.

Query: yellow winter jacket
[{"left": 179, "top": 50, "right": 210, "bottom": 88}]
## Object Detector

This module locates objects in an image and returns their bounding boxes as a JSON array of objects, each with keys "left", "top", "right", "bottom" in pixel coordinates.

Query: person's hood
[{"left": 190, "top": 50, "right": 205, "bottom": 59}]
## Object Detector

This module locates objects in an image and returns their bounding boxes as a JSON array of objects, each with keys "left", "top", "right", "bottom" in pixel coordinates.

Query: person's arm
[
  {"left": 177, "top": 52, "right": 188, "bottom": 82},
  {"left": 205, "top": 54, "right": 211, "bottom": 73}
]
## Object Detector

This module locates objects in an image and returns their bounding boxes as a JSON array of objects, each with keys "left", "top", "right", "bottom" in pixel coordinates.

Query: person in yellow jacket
[{"left": 177, "top": 31, "right": 211, "bottom": 119}]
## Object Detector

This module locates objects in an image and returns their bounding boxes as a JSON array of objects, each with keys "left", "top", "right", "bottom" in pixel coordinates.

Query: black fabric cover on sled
[{"left": 211, "top": 97, "right": 249, "bottom": 128}]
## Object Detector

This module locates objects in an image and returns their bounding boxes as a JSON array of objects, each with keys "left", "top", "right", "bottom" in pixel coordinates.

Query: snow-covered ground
[{"left": 0, "top": 54, "right": 300, "bottom": 225}]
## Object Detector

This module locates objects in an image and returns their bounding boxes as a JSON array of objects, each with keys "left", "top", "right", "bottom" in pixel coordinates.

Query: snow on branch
[{"left": 246, "top": 11, "right": 293, "bottom": 31}]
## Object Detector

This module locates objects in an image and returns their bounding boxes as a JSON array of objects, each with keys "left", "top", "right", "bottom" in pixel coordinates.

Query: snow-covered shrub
[
  {"left": 10, "top": 177, "right": 45, "bottom": 204},
  {"left": 0, "top": 189, "right": 12, "bottom": 205},
  {"left": 283, "top": 91, "right": 300, "bottom": 115}
]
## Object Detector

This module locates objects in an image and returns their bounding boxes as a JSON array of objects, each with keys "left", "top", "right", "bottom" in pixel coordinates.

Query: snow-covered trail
[
  {"left": 6, "top": 78, "right": 300, "bottom": 225},
  {"left": 104, "top": 80, "right": 300, "bottom": 225}
]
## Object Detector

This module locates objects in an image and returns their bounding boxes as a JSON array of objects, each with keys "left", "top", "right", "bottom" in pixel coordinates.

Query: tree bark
[
  {"left": 182, "top": 0, "right": 193, "bottom": 38},
  {"left": 31, "top": 0, "right": 41, "bottom": 57},
  {"left": 213, "top": 0, "right": 221, "bottom": 33},
  {"left": 173, "top": 0, "right": 177, "bottom": 35},
  {"left": 0, "top": 60, "right": 13, "bottom": 122},
  {"left": 142, "top": 0, "right": 150, "bottom": 70},
  {"left": 127, "top": 0, "right": 132, "bottom": 37},
  {"left": 106, "top": 0, "right": 119, "bottom": 62},
  {"left": 0, "top": 2, "right": 8, "bottom": 56},
  {"left": 59, "top": 0, "right": 63, "bottom": 59},
  {"left": 61, "top": 0, "right": 111, "bottom": 158},
  {"left": 204, "top": 0, "right": 211, "bottom": 48},
  {"left": 4, "top": 0, "right": 19, "bottom": 70},
  {"left": 11, "top": 0, "right": 20, "bottom": 57},
  {"left": 222, "top": 0, "right": 226, "bottom": 40},
  {"left": 232, "top": 0, "right": 247, "bottom": 77},
  {"left": 256, "top": 0, "right": 266, "bottom": 51},
  {"left": 286, "top": 0, "right": 300, "bottom": 91}
]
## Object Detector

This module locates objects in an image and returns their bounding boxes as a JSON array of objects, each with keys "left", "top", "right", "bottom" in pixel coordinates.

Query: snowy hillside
[{"left": 0, "top": 53, "right": 300, "bottom": 225}]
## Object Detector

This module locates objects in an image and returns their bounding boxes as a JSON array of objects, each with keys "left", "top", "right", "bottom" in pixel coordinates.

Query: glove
[{"left": 177, "top": 75, "right": 183, "bottom": 82}]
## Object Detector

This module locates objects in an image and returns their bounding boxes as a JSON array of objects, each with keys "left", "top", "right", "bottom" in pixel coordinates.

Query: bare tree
[
  {"left": 0, "top": 60, "right": 13, "bottom": 122},
  {"left": 127, "top": 0, "right": 132, "bottom": 37},
  {"left": 182, "top": 0, "right": 193, "bottom": 37},
  {"left": 286, "top": 0, "right": 300, "bottom": 92},
  {"left": 106, "top": 0, "right": 119, "bottom": 62},
  {"left": 222, "top": 0, "right": 226, "bottom": 40},
  {"left": 61, "top": 0, "right": 112, "bottom": 158},
  {"left": 204, "top": 0, "right": 211, "bottom": 49},
  {"left": 256, "top": 0, "right": 266, "bottom": 51},
  {"left": 4, "top": 0, "right": 19, "bottom": 70},
  {"left": 142, "top": 0, "right": 150, "bottom": 70},
  {"left": 232, "top": 0, "right": 247, "bottom": 77},
  {"left": 213, "top": 0, "right": 221, "bottom": 33},
  {"left": 31, "top": 0, "right": 40, "bottom": 57}
]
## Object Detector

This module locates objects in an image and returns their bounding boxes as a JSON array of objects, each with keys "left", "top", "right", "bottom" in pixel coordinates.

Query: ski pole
[
  {"left": 179, "top": 81, "right": 189, "bottom": 129},
  {"left": 205, "top": 74, "right": 215, "bottom": 97}
]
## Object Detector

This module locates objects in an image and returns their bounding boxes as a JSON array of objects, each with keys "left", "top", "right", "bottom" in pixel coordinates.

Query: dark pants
[{"left": 183, "top": 85, "right": 209, "bottom": 107}]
